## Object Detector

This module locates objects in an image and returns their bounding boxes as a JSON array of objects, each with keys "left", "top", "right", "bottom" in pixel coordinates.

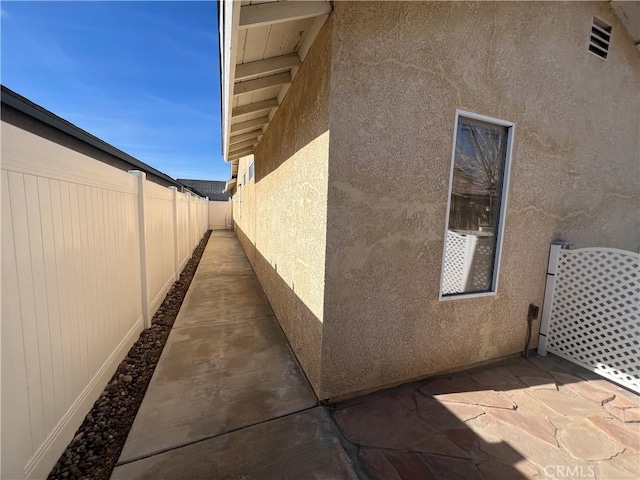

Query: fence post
[
  {"left": 205, "top": 197, "right": 209, "bottom": 234},
  {"left": 187, "top": 193, "right": 192, "bottom": 253},
  {"left": 129, "top": 170, "right": 151, "bottom": 329},
  {"left": 537, "top": 241, "right": 565, "bottom": 356},
  {"left": 169, "top": 186, "right": 179, "bottom": 281}
]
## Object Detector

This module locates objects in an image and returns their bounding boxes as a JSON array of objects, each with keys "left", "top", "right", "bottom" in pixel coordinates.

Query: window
[
  {"left": 249, "top": 161, "right": 254, "bottom": 181},
  {"left": 440, "top": 110, "right": 514, "bottom": 299},
  {"left": 243, "top": 170, "right": 248, "bottom": 185}
]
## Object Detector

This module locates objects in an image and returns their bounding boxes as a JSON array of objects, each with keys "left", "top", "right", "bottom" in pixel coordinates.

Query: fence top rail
[{"left": 561, "top": 247, "right": 640, "bottom": 260}]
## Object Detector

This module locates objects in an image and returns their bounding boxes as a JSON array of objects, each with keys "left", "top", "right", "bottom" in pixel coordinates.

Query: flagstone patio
[{"left": 332, "top": 354, "right": 640, "bottom": 480}]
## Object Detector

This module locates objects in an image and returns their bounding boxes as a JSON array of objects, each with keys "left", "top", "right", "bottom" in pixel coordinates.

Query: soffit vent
[{"left": 589, "top": 17, "right": 612, "bottom": 60}]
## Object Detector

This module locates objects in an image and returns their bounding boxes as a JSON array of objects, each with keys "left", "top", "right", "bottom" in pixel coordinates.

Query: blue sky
[{"left": 1, "top": 1, "right": 227, "bottom": 180}]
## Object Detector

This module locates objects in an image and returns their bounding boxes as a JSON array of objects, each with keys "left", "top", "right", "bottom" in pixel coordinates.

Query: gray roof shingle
[{"left": 177, "top": 179, "right": 231, "bottom": 201}]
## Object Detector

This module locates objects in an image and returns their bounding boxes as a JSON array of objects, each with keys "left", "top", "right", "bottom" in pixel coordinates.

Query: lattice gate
[{"left": 538, "top": 243, "right": 640, "bottom": 393}]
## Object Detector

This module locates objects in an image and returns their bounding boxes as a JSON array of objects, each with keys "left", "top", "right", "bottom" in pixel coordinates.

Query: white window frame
[{"left": 439, "top": 109, "right": 515, "bottom": 301}]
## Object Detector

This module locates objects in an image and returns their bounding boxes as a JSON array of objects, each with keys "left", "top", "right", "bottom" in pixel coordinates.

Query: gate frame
[{"left": 537, "top": 240, "right": 570, "bottom": 356}]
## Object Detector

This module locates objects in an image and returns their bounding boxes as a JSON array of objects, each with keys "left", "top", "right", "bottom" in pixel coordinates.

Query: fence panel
[
  {"left": 1, "top": 121, "right": 208, "bottom": 479},
  {"left": 1, "top": 122, "right": 143, "bottom": 480},
  {"left": 144, "top": 180, "right": 176, "bottom": 318},
  {"left": 189, "top": 195, "right": 198, "bottom": 252},
  {"left": 209, "top": 200, "right": 230, "bottom": 230},
  {"left": 539, "top": 246, "right": 640, "bottom": 393},
  {"left": 176, "top": 191, "right": 191, "bottom": 271}
]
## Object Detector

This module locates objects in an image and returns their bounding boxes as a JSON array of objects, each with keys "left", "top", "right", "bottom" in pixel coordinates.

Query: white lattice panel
[
  {"left": 547, "top": 248, "right": 640, "bottom": 393},
  {"left": 442, "top": 231, "right": 473, "bottom": 294},
  {"left": 468, "top": 236, "right": 493, "bottom": 292}
]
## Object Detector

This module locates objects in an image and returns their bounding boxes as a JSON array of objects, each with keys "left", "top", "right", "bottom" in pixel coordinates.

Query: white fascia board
[{"left": 222, "top": 0, "right": 241, "bottom": 161}]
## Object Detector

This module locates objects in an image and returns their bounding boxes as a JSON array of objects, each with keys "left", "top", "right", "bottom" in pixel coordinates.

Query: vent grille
[{"left": 589, "top": 17, "right": 612, "bottom": 60}]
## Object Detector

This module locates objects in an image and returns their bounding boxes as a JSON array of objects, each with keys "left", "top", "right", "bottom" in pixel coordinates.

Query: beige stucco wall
[
  {"left": 233, "top": 19, "right": 332, "bottom": 394},
  {"left": 320, "top": 1, "right": 640, "bottom": 399}
]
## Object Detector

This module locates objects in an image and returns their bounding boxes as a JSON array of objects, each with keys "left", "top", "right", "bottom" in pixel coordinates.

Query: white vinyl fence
[
  {"left": 1, "top": 121, "right": 208, "bottom": 480},
  {"left": 538, "top": 243, "right": 640, "bottom": 393},
  {"left": 209, "top": 199, "right": 233, "bottom": 230}
]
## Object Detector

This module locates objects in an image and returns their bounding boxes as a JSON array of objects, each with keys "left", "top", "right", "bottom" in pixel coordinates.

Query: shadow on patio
[{"left": 331, "top": 353, "right": 639, "bottom": 480}]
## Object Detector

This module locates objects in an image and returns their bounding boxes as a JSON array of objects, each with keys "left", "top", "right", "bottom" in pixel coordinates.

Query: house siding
[
  {"left": 233, "top": 18, "right": 333, "bottom": 394},
  {"left": 320, "top": 1, "right": 640, "bottom": 398}
]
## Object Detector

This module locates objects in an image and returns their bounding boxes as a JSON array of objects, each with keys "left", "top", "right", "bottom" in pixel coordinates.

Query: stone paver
[
  {"left": 528, "top": 390, "right": 605, "bottom": 416},
  {"left": 519, "top": 376, "right": 558, "bottom": 390},
  {"left": 114, "top": 231, "right": 356, "bottom": 478},
  {"left": 423, "top": 454, "right": 485, "bottom": 480},
  {"left": 506, "top": 362, "right": 553, "bottom": 380},
  {"left": 433, "top": 390, "right": 517, "bottom": 410},
  {"left": 587, "top": 415, "right": 640, "bottom": 451},
  {"left": 333, "top": 393, "right": 467, "bottom": 457},
  {"left": 550, "top": 370, "right": 616, "bottom": 405},
  {"left": 112, "top": 408, "right": 357, "bottom": 480},
  {"left": 471, "top": 367, "right": 524, "bottom": 390},
  {"left": 603, "top": 394, "right": 640, "bottom": 423},
  {"left": 332, "top": 354, "right": 640, "bottom": 480},
  {"left": 599, "top": 450, "right": 640, "bottom": 479},
  {"left": 486, "top": 409, "right": 557, "bottom": 446},
  {"left": 503, "top": 389, "right": 560, "bottom": 419},
  {"left": 420, "top": 376, "right": 481, "bottom": 395},
  {"left": 476, "top": 415, "right": 578, "bottom": 473},
  {"left": 360, "top": 449, "right": 437, "bottom": 480},
  {"left": 557, "top": 422, "right": 625, "bottom": 460},
  {"left": 477, "top": 458, "right": 541, "bottom": 480},
  {"left": 577, "top": 371, "right": 640, "bottom": 404},
  {"left": 443, "top": 428, "right": 490, "bottom": 463},
  {"left": 416, "top": 395, "right": 485, "bottom": 430}
]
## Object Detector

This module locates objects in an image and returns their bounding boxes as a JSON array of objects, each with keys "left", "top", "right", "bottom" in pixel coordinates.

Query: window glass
[
  {"left": 441, "top": 115, "right": 511, "bottom": 296},
  {"left": 249, "top": 162, "right": 254, "bottom": 180}
]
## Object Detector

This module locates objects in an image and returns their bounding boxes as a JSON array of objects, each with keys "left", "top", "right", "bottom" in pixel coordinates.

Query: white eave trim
[
  {"left": 224, "top": 177, "right": 237, "bottom": 193},
  {"left": 221, "top": 0, "right": 241, "bottom": 161},
  {"left": 220, "top": 0, "right": 331, "bottom": 163}
]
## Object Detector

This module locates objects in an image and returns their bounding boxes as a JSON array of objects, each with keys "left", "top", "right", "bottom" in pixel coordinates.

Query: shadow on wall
[
  {"left": 235, "top": 226, "right": 324, "bottom": 393},
  {"left": 232, "top": 15, "right": 332, "bottom": 391},
  {"left": 234, "top": 226, "right": 529, "bottom": 478}
]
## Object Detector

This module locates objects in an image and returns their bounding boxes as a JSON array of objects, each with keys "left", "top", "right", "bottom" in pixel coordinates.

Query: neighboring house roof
[
  {"left": 1, "top": 85, "right": 192, "bottom": 191},
  {"left": 177, "top": 179, "right": 232, "bottom": 201}
]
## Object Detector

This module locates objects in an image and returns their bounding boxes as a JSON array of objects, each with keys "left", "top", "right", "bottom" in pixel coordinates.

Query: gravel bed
[{"left": 47, "top": 231, "right": 212, "bottom": 480}]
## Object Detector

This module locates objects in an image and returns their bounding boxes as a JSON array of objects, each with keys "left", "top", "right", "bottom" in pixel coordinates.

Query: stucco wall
[
  {"left": 233, "top": 19, "right": 332, "bottom": 394},
  {"left": 321, "top": 1, "right": 640, "bottom": 398}
]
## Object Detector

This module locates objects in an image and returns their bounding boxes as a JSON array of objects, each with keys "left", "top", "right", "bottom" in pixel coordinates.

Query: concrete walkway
[{"left": 112, "top": 231, "right": 357, "bottom": 479}]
